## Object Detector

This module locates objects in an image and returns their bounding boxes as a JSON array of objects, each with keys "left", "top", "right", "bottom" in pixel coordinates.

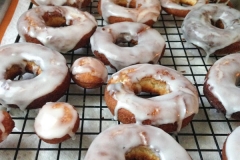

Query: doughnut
[
  {"left": 0, "top": 43, "right": 71, "bottom": 110},
  {"left": 31, "top": 0, "right": 91, "bottom": 8},
  {"left": 160, "top": 0, "right": 207, "bottom": 17},
  {"left": 17, "top": 6, "right": 97, "bottom": 53},
  {"left": 222, "top": 126, "right": 240, "bottom": 160},
  {"left": 34, "top": 102, "right": 80, "bottom": 144},
  {"left": 98, "top": 0, "right": 161, "bottom": 26},
  {"left": 181, "top": 4, "right": 240, "bottom": 59},
  {"left": 203, "top": 53, "right": 240, "bottom": 119},
  {"left": 0, "top": 110, "right": 14, "bottom": 143},
  {"left": 90, "top": 22, "right": 166, "bottom": 70},
  {"left": 71, "top": 57, "right": 108, "bottom": 89},
  {"left": 104, "top": 64, "right": 199, "bottom": 133},
  {"left": 84, "top": 124, "right": 192, "bottom": 160}
]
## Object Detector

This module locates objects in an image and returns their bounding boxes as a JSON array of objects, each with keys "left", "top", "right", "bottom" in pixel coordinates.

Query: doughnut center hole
[
  {"left": 42, "top": 12, "right": 68, "bottom": 27},
  {"left": 125, "top": 145, "right": 160, "bottom": 160},
  {"left": 116, "top": 33, "right": 137, "bottom": 47},
  {"left": 235, "top": 73, "right": 240, "bottom": 87},
  {"left": 116, "top": 0, "right": 139, "bottom": 8},
  {"left": 173, "top": 0, "right": 197, "bottom": 6},
  {"left": 133, "top": 77, "right": 170, "bottom": 98},
  {"left": 211, "top": 19, "right": 225, "bottom": 29},
  {"left": 4, "top": 61, "right": 41, "bottom": 81}
]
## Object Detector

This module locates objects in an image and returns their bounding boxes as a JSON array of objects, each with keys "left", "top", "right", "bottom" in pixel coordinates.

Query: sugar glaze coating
[
  {"left": 71, "top": 57, "right": 108, "bottom": 83},
  {"left": 204, "top": 53, "right": 240, "bottom": 118},
  {"left": 160, "top": 0, "right": 207, "bottom": 16},
  {"left": 90, "top": 22, "right": 165, "bottom": 70},
  {"left": 224, "top": 126, "right": 240, "bottom": 160},
  {"left": 105, "top": 64, "right": 199, "bottom": 131},
  {"left": 182, "top": 4, "right": 240, "bottom": 57},
  {"left": 17, "top": 6, "right": 97, "bottom": 53},
  {"left": 0, "top": 43, "right": 69, "bottom": 110},
  {"left": 99, "top": 0, "right": 161, "bottom": 25},
  {"left": 34, "top": 102, "right": 79, "bottom": 140},
  {"left": 84, "top": 124, "right": 192, "bottom": 160},
  {"left": 32, "top": 0, "right": 90, "bottom": 8}
]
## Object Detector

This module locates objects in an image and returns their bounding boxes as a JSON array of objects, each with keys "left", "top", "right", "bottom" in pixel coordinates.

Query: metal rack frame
[{"left": 0, "top": 1, "right": 239, "bottom": 160}]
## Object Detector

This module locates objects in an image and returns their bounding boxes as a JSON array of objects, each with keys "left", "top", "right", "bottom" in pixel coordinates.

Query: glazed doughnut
[
  {"left": 84, "top": 124, "right": 192, "bottom": 160},
  {"left": 0, "top": 110, "right": 14, "bottom": 143},
  {"left": 182, "top": 4, "right": 240, "bottom": 58},
  {"left": 105, "top": 64, "right": 199, "bottom": 132},
  {"left": 17, "top": 6, "right": 97, "bottom": 53},
  {"left": 204, "top": 53, "right": 240, "bottom": 119},
  {"left": 160, "top": 0, "right": 207, "bottom": 17},
  {"left": 90, "top": 22, "right": 166, "bottom": 70},
  {"left": 0, "top": 43, "right": 71, "bottom": 110},
  {"left": 98, "top": 0, "right": 161, "bottom": 26},
  {"left": 31, "top": 0, "right": 91, "bottom": 8},
  {"left": 71, "top": 57, "right": 108, "bottom": 89},
  {"left": 34, "top": 102, "right": 80, "bottom": 144},
  {"left": 222, "top": 126, "right": 240, "bottom": 160}
]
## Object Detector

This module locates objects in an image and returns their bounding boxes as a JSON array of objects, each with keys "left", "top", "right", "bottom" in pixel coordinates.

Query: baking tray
[{"left": 1, "top": 1, "right": 240, "bottom": 160}]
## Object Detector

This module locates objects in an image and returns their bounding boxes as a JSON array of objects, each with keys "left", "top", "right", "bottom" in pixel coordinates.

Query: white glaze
[
  {"left": 0, "top": 111, "right": 5, "bottom": 141},
  {"left": 106, "top": 64, "right": 199, "bottom": 131},
  {"left": 0, "top": 43, "right": 69, "bottom": 110},
  {"left": 17, "top": 6, "right": 97, "bottom": 53},
  {"left": 84, "top": 124, "right": 192, "bottom": 160},
  {"left": 160, "top": 0, "right": 206, "bottom": 11},
  {"left": 90, "top": 22, "right": 166, "bottom": 70},
  {"left": 225, "top": 126, "right": 240, "bottom": 160},
  {"left": 100, "top": 0, "right": 161, "bottom": 24},
  {"left": 34, "top": 102, "right": 78, "bottom": 139},
  {"left": 182, "top": 4, "right": 240, "bottom": 58},
  {"left": 205, "top": 53, "right": 240, "bottom": 118},
  {"left": 33, "top": 0, "right": 86, "bottom": 8},
  {"left": 71, "top": 57, "right": 108, "bottom": 82}
]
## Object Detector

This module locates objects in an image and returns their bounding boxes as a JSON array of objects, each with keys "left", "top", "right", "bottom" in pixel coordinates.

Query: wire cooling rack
[{"left": 0, "top": 1, "right": 240, "bottom": 160}]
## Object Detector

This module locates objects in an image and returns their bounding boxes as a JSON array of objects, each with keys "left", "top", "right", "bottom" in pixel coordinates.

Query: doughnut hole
[
  {"left": 115, "top": 0, "right": 139, "bottom": 8},
  {"left": 174, "top": 0, "right": 197, "bottom": 6},
  {"left": 98, "top": 0, "right": 155, "bottom": 26},
  {"left": 236, "top": 73, "right": 240, "bottom": 87},
  {"left": 211, "top": 19, "right": 225, "bottom": 29},
  {"left": 42, "top": 11, "right": 68, "bottom": 27},
  {"left": 115, "top": 32, "right": 138, "bottom": 47},
  {"left": 125, "top": 145, "right": 160, "bottom": 160},
  {"left": 4, "top": 61, "right": 41, "bottom": 80}
]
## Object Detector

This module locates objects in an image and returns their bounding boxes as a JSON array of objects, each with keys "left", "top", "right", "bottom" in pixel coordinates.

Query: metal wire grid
[{"left": 0, "top": 1, "right": 240, "bottom": 160}]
